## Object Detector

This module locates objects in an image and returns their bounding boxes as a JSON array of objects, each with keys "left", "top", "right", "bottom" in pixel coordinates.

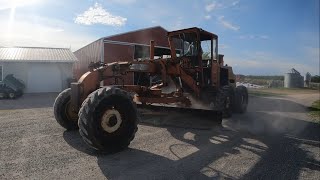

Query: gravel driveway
[{"left": 0, "top": 93, "right": 319, "bottom": 179}]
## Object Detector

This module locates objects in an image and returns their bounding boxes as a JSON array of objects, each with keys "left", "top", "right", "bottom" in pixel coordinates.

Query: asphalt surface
[{"left": 0, "top": 93, "right": 319, "bottom": 180}]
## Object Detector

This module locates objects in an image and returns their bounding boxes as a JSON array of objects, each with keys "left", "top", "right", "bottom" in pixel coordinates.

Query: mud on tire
[
  {"left": 53, "top": 88, "right": 79, "bottom": 130},
  {"left": 78, "top": 87, "right": 139, "bottom": 153},
  {"left": 221, "top": 86, "right": 234, "bottom": 118},
  {"left": 233, "top": 85, "right": 248, "bottom": 113}
]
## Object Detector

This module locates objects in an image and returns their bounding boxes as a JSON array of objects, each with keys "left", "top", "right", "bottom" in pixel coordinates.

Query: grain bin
[
  {"left": 284, "top": 68, "right": 304, "bottom": 88},
  {"left": 304, "top": 72, "right": 311, "bottom": 87}
]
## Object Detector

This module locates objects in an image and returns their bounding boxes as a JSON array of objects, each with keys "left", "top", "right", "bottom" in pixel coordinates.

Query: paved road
[{"left": 0, "top": 93, "right": 319, "bottom": 179}]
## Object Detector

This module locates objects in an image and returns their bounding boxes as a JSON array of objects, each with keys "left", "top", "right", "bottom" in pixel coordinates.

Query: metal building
[
  {"left": 0, "top": 47, "right": 77, "bottom": 93},
  {"left": 304, "top": 72, "right": 311, "bottom": 87},
  {"left": 284, "top": 68, "right": 304, "bottom": 88},
  {"left": 73, "top": 26, "right": 169, "bottom": 85}
]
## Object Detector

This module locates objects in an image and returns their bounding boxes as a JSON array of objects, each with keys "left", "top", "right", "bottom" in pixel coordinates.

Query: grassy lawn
[
  {"left": 308, "top": 100, "right": 320, "bottom": 123},
  {"left": 248, "top": 90, "right": 285, "bottom": 97},
  {"left": 249, "top": 88, "right": 319, "bottom": 96}
]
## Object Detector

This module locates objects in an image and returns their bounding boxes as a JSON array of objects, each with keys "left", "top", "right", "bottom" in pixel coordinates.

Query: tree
[
  {"left": 311, "top": 75, "right": 320, "bottom": 83},
  {"left": 202, "top": 52, "right": 211, "bottom": 59}
]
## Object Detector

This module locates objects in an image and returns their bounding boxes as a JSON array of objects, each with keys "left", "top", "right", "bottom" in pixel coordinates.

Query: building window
[{"left": 0, "top": 65, "right": 2, "bottom": 82}]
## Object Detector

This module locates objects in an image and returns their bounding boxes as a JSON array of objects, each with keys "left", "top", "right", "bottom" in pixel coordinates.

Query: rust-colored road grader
[{"left": 54, "top": 27, "right": 248, "bottom": 153}]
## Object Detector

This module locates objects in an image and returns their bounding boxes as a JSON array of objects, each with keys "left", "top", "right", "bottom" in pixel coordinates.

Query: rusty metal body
[
  {"left": 71, "top": 27, "right": 236, "bottom": 112},
  {"left": 52, "top": 27, "right": 248, "bottom": 152}
]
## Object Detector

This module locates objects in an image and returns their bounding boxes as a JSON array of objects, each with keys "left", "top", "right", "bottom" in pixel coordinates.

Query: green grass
[
  {"left": 249, "top": 91, "right": 285, "bottom": 97},
  {"left": 308, "top": 100, "right": 320, "bottom": 123},
  {"left": 248, "top": 88, "right": 319, "bottom": 97}
]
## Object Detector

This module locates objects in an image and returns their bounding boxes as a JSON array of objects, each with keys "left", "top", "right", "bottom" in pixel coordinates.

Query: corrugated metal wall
[
  {"left": 73, "top": 26, "right": 169, "bottom": 84},
  {"left": 105, "top": 26, "right": 169, "bottom": 47},
  {"left": 73, "top": 39, "right": 103, "bottom": 79},
  {"left": 103, "top": 43, "right": 135, "bottom": 85},
  {"left": 284, "top": 73, "right": 304, "bottom": 88}
]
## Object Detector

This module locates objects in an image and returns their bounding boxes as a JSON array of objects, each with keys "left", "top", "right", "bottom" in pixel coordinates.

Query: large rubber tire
[
  {"left": 8, "top": 91, "right": 16, "bottom": 99},
  {"left": 200, "top": 86, "right": 231, "bottom": 122},
  {"left": 78, "top": 87, "right": 139, "bottom": 153},
  {"left": 234, "top": 85, "right": 248, "bottom": 113},
  {"left": 53, "top": 88, "right": 79, "bottom": 130},
  {"left": 221, "top": 86, "right": 234, "bottom": 118}
]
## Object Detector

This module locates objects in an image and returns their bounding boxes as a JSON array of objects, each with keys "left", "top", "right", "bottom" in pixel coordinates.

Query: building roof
[
  {"left": 75, "top": 26, "right": 169, "bottom": 52},
  {"left": 104, "top": 26, "right": 169, "bottom": 48},
  {"left": 0, "top": 47, "right": 78, "bottom": 62},
  {"left": 102, "top": 26, "right": 168, "bottom": 40},
  {"left": 287, "top": 68, "right": 301, "bottom": 75}
]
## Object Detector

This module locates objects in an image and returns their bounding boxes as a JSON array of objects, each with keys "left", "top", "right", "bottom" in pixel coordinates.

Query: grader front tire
[
  {"left": 78, "top": 87, "right": 139, "bottom": 153},
  {"left": 53, "top": 88, "right": 79, "bottom": 130}
]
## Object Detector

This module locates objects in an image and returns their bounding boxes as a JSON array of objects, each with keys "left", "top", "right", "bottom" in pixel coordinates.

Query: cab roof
[{"left": 168, "top": 27, "right": 218, "bottom": 40}]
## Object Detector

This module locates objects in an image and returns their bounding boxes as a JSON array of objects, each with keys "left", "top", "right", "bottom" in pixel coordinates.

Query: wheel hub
[
  {"left": 65, "top": 101, "right": 78, "bottom": 121},
  {"left": 108, "top": 115, "right": 118, "bottom": 126},
  {"left": 101, "top": 109, "right": 122, "bottom": 133},
  {"left": 9, "top": 93, "right": 15, "bottom": 98}
]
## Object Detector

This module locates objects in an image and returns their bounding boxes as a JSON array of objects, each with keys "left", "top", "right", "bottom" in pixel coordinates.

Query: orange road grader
[{"left": 53, "top": 27, "right": 248, "bottom": 153}]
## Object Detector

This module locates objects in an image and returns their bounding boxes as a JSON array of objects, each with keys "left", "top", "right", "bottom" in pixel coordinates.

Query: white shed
[{"left": 0, "top": 47, "right": 77, "bottom": 93}]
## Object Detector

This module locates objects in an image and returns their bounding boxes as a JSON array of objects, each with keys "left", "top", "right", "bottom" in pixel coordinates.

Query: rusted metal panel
[
  {"left": 73, "top": 26, "right": 169, "bottom": 81},
  {"left": 104, "top": 26, "right": 169, "bottom": 47},
  {"left": 103, "top": 43, "right": 134, "bottom": 85}
]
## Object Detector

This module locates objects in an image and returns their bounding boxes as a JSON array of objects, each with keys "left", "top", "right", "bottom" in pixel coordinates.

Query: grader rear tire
[
  {"left": 221, "top": 86, "right": 234, "bottom": 118},
  {"left": 78, "top": 87, "right": 139, "bottom": 153},
  {"left": 53, "top": 88, "right": 79, "bottom": 130},
  {"left": 234, "top": 85, "right": 248, "bottom": 113}
]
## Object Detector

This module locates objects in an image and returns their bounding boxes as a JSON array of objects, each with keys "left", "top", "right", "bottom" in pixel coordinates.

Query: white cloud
[
  {"left": 171, "top": 17, "right": 184, "bottom": 30},
  {"left": 239, "top": 35, "right": 269, "bottom": 40},
  {"left": 260, "top": 35, "right": 269, "bottom": 39},
  {"left": 205, "top": 1, "right": 224, "bottom": 12},
  {"left": 219, "top": 44, "right": 229, "bottom": 49},
  {"left": 205, "top": 0, "right": 240, "bottom": 12},
  {"left": 74, "top": 3, "right": 127, "bottom": 26},
  {"left": 109, "top": 0, "right": 136, "bottom": 4},
  {"left": 205, "top": 2, "right": 217, "bottom": 12},
  {"left": 232, "top": 0, "right": 240, "bottom": 6},
  {"left": 217, "top": 16, "right": 240, "bottom": 31},
  {"left": 204, "top": 15, "right": 211, "bottom": 20}
]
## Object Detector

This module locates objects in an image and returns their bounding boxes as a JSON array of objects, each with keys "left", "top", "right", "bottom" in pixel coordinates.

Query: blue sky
[{"left": 0, "top": 0, "right": 319, "bottom": 75}]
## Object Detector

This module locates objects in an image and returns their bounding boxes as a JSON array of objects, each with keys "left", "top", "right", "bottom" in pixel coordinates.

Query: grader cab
[{"left": 53, "top": 27, "right": 248, "bottom": 152}]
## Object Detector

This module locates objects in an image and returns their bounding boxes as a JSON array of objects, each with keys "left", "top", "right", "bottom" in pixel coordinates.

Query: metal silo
[
  {"left": 304, "top": 72, "right": 311, "bottom": 87},
  {"left": 284, "top": 68, "right": 304, "bottom": 88}
]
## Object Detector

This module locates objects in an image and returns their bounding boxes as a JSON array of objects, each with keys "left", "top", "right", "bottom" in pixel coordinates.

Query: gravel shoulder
[{"left": 0, "top": 93, "right": 319, "bottom": 179}]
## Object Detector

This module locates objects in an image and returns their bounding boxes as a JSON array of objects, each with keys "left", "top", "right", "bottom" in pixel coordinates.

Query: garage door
[{"left": 27, "top": 64, "right": 62, "bottom": 93}]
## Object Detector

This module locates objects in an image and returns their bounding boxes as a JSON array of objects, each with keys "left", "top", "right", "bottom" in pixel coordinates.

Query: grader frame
[
  {"left": 54, "top": 27, "right": 248, "bottom": 152},
  {"left": 71, "top": 27, "right": 233, "bottom": 111}
]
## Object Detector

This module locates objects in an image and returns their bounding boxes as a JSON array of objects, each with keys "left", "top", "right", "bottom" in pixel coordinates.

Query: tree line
[
  {"left": 311, "top": 75, "right": 320, "bottom": 83},
  {"left": 237, "top": 75, "right": 284, "bottom": 80},
  {"left": 236, "top": 75, "right": 320, "bottom": 83}
]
